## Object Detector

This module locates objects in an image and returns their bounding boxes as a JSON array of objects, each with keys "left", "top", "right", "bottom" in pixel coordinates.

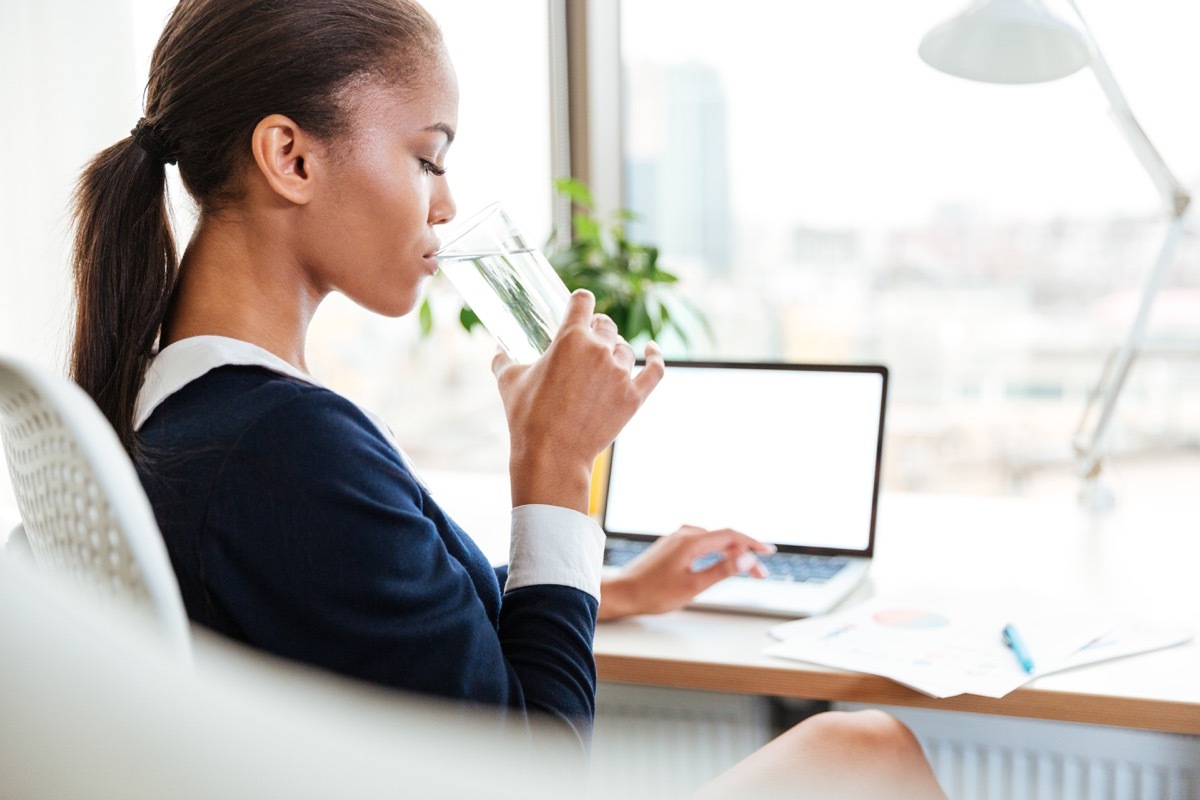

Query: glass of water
[{"left": 435, "top": 202, "right": 572, "bottom": 364}]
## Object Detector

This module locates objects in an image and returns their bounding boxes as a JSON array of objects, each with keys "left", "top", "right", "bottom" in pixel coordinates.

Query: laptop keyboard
[
  {"left": 602, "top": 539, "right": 652, "bottom": 568},
  {"left": 759, "top": 552, "right": 849, "bottom": 584},
  {"left": 604, "top": 540, "right": 850, "bottom": 585}
]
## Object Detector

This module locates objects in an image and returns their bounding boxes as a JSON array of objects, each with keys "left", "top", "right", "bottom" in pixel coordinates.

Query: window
[{"left": 618, "top": 0, "right": 1200, "bottom": 498}]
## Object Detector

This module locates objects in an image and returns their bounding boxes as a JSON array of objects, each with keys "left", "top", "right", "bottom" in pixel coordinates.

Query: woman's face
[{"left": 302, "top": 51, "right": 459, "bottom": 318}]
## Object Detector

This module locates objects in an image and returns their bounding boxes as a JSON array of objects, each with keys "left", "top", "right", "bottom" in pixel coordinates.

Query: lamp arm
[
  {"left": 1073, "top": 216, "right": 1186, "bottom": 479},
  {"left": 1065, "top": 0, "right": 1191, "bottom": 215},
  {"left": 1063, "top": 0, "right": 1192, "bottom": 488}
]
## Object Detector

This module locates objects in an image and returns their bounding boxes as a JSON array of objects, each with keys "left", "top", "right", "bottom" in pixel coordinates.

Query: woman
[{"left": 70, "top": 0, "right": 944, "bottom": 795}]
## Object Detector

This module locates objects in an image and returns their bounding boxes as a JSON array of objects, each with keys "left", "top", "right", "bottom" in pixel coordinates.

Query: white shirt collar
[
  {"left": 132, "top": 336, "right": 414, "bottom": 479},
  {"left": 134, "top": 336, "right": 317, "bottom": 431}
]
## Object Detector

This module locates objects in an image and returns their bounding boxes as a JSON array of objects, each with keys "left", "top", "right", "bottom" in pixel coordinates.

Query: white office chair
[
  {"left": 0, "top": 355, "right": 191, "bottom": 660},
  {"left": 0, "top": 555, "right": 608, "bottom": 800}
]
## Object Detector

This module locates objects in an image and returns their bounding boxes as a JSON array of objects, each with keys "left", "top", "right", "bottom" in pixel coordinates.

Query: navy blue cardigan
[{"left": 137, "top": 366, "right": 598, "bottom": 742}]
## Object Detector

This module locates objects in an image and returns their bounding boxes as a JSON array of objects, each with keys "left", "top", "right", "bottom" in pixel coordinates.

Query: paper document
[
  {"left": 765, "top": 593, "right": 1113, "bottom": 699},
  {"left": 1048, "top": 621, "right": 1193, "bottom": 674}
]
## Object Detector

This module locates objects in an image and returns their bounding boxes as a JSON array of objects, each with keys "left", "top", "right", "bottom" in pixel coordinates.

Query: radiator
[
  {"left": 856, "top": 704, "right": 1200, "bottom": 800},
  {"left": 590, "top": 684, "right": 1200, "bottom": 799},
  {"left": 590, "top": 683, "right": 772, "bottom": 798}
]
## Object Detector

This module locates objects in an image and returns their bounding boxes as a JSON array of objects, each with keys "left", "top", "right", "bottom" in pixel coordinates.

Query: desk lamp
[{"left": 918, "top": 0, "right": 1192, "bottom": 509}]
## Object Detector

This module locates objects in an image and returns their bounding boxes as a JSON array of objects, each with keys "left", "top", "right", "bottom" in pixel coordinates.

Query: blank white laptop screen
[{"left": 603, "top": 363, "right": 886, "bottom": 553}]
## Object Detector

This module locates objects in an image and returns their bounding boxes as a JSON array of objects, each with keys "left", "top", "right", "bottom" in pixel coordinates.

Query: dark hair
[{"left": 70, "top": 0, "right": 442, "bottom": 458}]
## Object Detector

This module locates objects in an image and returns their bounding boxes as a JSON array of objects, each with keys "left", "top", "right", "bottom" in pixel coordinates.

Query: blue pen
[{"left": 1002, "top": 623, "right": 1035, "bottom": 674}]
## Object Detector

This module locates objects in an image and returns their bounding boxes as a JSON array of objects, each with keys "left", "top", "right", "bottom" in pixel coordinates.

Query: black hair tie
[{"left": 131, "top": 118, "right": 177, "bottom": 166}]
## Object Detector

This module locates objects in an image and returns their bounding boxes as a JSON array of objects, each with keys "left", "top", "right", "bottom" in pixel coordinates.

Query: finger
[
  {"left": 633, "top": 341, "right": 665, "bottom": 397},
  {"left": 678, "top": 527, "right": 770, "bottom": 559},
  {"left": 690, "top": 550, "right": 742, "bottom": 592},
  {"left": 714, "top": 528, "right": 776, "bottom": 555},
  {"left": 590, "top": 313, "right": 620, "bottom": 343},
  {"left": 613, "top": 338, "right": 636, "bottom": 371},
  {"left": 560, "top": 289, "right": 596, "bottom": 329},
  {"left": 735, "top": 551, "right": 769, "bottom": 578}
]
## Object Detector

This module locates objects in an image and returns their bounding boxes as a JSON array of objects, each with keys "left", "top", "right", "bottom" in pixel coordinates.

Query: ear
[{"left": 249, "top": 114, "right": 322, "bottom": 205}]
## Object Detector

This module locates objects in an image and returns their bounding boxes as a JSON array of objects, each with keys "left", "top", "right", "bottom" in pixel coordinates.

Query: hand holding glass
[{"left": 435, "top": 203, "right": 572, "bottom": 364}]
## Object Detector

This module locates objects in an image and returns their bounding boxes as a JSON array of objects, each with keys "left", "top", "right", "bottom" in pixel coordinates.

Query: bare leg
[{"left": 691, "top": 709, "right": 946, "bottom": 800}]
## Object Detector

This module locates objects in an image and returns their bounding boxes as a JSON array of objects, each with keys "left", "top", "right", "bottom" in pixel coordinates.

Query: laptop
[{"left": 601, "top": 361, "right": 887, "bottom": 618}]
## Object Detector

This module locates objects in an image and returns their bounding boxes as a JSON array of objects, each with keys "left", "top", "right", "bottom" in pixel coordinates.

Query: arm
[
  {"left": 597, "top": 526, "right": 774, "bottom": 621},
  {"left": 204, "top": 392, "right": 598, "bottom": 743}
]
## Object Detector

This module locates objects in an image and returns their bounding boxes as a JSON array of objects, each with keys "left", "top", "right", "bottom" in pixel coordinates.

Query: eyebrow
[{"left": 423, "top": 122, "right": 456, "bottom": 144}]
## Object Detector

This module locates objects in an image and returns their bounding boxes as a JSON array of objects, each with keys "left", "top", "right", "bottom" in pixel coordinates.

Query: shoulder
[
  {"left": 142, "top": 365, "right": 406, "bottom": 484},
  {"left": 209, "top": 368, "right": 401, "bottom": 469},
  {"left": 148, "top": 365, "right": 378, "bottom": 437}
]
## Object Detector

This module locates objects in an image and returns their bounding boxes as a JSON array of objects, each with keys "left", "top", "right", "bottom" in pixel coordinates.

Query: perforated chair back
[{"left": 0, "top": 356, "right": 190, "bottom": 660}]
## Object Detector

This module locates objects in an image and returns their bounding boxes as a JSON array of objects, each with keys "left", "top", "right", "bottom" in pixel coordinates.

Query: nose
[{"left": 429, "top": 178, "right": 456, "bottom": 227}]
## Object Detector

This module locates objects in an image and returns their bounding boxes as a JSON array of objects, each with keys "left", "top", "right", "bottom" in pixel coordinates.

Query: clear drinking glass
[{"left": 435, "top": 202, "right": 572, "bottom": 364}]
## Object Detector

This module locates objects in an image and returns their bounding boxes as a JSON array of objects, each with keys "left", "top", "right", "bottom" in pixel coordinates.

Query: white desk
[{"left": 594, "top": 493, "right": 1200, "bottom": 735}]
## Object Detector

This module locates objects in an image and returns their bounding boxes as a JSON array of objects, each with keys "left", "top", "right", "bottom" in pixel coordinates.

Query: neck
[{"left": 162, "top": 212, "right": 323, "bottom": 373}]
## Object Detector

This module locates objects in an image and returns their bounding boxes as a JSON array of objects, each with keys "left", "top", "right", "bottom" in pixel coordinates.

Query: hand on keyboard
[{"left": 598, "top": 526, "right": 775, "bottom": 621}]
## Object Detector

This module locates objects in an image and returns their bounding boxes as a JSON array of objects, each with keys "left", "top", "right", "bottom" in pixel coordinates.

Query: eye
[{"left": 420, "top": 159, "right": 447, "bottom": 177}]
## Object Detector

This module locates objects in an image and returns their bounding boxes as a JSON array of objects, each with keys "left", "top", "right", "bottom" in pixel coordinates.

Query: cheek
[
  {"left": 337, "top": 177, "right": 415, "bottom": 249},
  {"left": 368, "top": 172, "right": 428, "bottom": 233}
]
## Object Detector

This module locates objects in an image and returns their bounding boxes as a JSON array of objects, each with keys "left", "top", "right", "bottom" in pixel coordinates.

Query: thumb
[
  {"left": 491, "top": 347, "right": 516, "bottom": 380},
  {"left": 690, "top": 550, "right": 742, "bottom": 594}
]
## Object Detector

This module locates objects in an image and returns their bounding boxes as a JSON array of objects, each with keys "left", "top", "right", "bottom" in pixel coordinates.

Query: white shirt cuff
[{"left": 505, "top": 504, "right": 605, "bottom": 601}]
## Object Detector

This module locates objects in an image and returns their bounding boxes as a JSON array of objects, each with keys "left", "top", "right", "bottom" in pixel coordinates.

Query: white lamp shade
[{"left": 919, "top": 0, "right": 1091, "bottom": 84}]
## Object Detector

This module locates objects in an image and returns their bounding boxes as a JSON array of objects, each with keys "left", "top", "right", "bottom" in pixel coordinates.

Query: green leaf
[
  {"left": 555, "top": 177, "right": 594, "bottom": 210},
  {"left": 572, "top": 214, "right": 600, "bottom": 245},
  {"left": 459, "top": 305, "right": 482, "bottom": 332},
  {"left": 418, "top": 298, "right": 434, "bottom": 336},
  {"left": 644, "top": 293, "right": 663, "bottom": 340},
  {"left": 626, "top": 294, "right": 651, "bottom": 341}
]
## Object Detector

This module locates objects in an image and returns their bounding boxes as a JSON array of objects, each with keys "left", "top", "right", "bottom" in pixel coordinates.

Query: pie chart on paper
[{"left": 872, "top": 609, "right": 951, "bottom": 630}]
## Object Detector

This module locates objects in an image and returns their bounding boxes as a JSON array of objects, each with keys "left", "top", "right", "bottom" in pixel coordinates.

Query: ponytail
[{"left": 70, "top": 128, "right": 178, "bottom": 460}]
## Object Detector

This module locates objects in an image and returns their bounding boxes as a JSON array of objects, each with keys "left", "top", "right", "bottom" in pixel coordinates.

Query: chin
[
  {"left": 349, "top": 290, "right": 421, "bottom": 319},
  {"left": 379, "top": 296, "right": 421, "bottom": 318}
]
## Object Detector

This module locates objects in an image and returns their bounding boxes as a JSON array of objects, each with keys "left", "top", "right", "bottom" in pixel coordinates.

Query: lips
[{"left": 421, "top": 237, "right": 442, "bottom": 275}]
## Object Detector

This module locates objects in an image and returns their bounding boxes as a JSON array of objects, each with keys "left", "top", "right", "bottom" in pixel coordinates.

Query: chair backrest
[
  {"left": 0, "top": 355, "right": 191, "bottom": 660},
  {"left": 0, "top": 555, "right": 600, "bottom": 800}
]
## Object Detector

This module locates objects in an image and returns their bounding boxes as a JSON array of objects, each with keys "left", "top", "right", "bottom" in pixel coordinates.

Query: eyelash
[{"left": 421, "top": 159, "right": 447, "bottom": 177}]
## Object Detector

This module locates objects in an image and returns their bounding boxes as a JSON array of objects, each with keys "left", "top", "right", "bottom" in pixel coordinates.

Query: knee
[{"left": 800, "top": 709, "right": 924, "bottom": 759}]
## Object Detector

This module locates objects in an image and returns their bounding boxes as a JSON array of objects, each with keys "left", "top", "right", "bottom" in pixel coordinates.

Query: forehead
[{"left": 343, "top": 52, "right": 459, "bottom": 137}]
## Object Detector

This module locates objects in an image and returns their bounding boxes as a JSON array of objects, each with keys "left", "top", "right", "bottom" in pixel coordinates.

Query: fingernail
[{"left": 735, "top": 552, "right": 758, "bottom": 573}]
